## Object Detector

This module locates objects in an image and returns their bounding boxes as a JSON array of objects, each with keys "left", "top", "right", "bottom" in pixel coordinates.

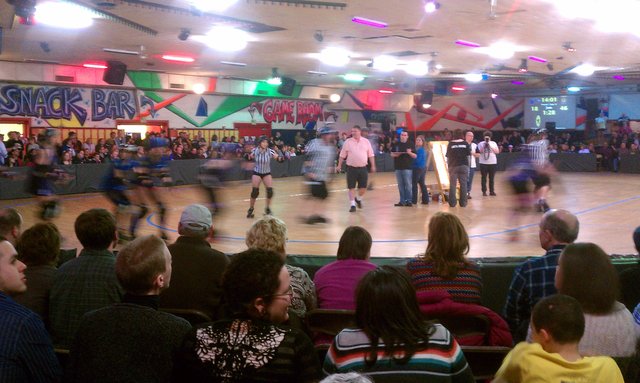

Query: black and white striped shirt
[
  {"left": 529, "top": 139, "right": 549, "bottom": 167},
  {"left": 252, "top": 147, "right": 276, "bottom": 174},
  {"left": 304, "top": 138, "right": 335, "bottom": 181}
]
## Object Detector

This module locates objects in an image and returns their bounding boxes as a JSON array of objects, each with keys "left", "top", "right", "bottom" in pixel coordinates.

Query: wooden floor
[{"left": 3, "top": 172, "right": 639, "bottom": 258}]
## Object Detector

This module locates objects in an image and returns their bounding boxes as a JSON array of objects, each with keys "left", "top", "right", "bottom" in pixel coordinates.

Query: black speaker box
[
  {"left": 278, "top": 77, "right": 296, "bottom": 96},
  {"left": 545, "top": 121, "right": 556, "bottom": 134},
  {"left": 586, "top": 98, "right": 599, "bottom": 120},
  {"left": 103, "top": 60, "right": 127, "bottom": 85},
  {"left": 420, "top": 90, "right": 433, "bottom": 106}
]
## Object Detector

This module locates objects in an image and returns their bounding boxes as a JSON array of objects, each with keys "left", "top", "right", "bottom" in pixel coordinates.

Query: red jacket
[{"left": 417, "top": 290, "right": 513, "bottom": 347}]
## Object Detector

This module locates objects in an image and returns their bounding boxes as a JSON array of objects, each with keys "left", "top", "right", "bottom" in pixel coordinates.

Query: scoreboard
[{"left": 524, "top": 96, "right": 577, "bottom": 130}]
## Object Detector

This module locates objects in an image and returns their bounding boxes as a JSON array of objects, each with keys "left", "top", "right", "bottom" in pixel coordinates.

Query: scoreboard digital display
[{"left": 524, "top": 95, "right": 577, "bottom": 130}]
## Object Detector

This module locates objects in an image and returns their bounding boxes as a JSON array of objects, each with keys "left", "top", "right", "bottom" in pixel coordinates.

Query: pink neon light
[
  {"left": 455, "top": 39, "right": 480, "bottom": 48},
  {"left": 378, "top": 89, "right": 394, "bottom": 94},
  {"left": 451, "top": 86, "right": 465, "bottom": 91},
  {"left": 351, "top": 16, "right": 387, "bottom": 28},
  {"left": 162, "top": 55, "right": 195, "bottom": 63},
  {"left": 511, "top": 80, "right": 525, "bottom": 85},
  {"left": 83, "top": 63, "right": 108, "bottom": 69},
  {"left": 613, "top": 75, "right": 625, "bottom": 80},
  {"left": 528, "top": 56, "right": 547, "bottom": 63}
]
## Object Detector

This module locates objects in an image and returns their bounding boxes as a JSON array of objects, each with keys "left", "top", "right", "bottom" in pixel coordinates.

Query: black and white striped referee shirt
[{"left": 252, "top": 147, "right": 276, "bottom": 174}]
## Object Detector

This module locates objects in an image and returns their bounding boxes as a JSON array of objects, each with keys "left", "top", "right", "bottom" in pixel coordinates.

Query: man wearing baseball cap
[{"left": 159, "top": 204, "right": 229, "bottom": 320}]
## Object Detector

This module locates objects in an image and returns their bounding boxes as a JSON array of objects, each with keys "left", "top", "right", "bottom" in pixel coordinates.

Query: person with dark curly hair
[
  {"left": 13, "top": 222, "right": 61, "bottom": 324},
  {"left": 324, "top": 266, "right": 474, "bottom": 382},
  {"left": 175, "top": 248, "right": 320, "bottom": 382}
]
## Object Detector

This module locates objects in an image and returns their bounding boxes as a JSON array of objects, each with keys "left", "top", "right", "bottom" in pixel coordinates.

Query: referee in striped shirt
[
  {"left": 247, "top": 136, "right": 280, "bottom": 218},
  {"left": 529, "top": 130, "right": 552, "bottom": 212}
]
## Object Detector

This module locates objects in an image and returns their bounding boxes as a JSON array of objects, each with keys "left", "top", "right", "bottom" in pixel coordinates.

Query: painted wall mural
[{"left": 0, "top": 83, "right": 136, "bottom": 127}]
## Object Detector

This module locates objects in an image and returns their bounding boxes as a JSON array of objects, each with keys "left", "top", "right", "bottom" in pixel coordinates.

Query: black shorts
[
  {"left": 253, "top": 171, "right": 272, "bottom": 178},
  {"left": 532, "top": 172, "right": 551, "bottom": 188},
  {"left": 309, "top": 180, "right": 328, "bottom": 199},
  {"left": 346, "top": 166, "right": 368, "bottom": 189}
]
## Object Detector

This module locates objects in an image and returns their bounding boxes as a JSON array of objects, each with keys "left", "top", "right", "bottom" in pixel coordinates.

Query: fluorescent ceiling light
[
  {"left": 378, "top": 89, "right": 394, "bottom": 94},
  {"left": 405, "top": 61, "right": 429, "bottom": 76},
  {"left": 320, "top": 48, "right": 350, "bottom": 67},
  {"left": 464, "top": 73, "right": 483, "bottom": 82},
  {"left": 35, "top": 2, "right": 97, "bottom": 29},
  {"left": 455, "top": 39, "right": 481, "bottom": 48},
  {"left": 572, "top": 63, "right": 595, "bottom": 76},
  {"left": 192, "top": 27, "right": 249, "bottom": 52},
  {"left": 307, "top": 70, "right": 328, "bottom": 75},
  {"left": 528, "top": 55, "right": 547, "bottom": 63},
  {"left": 220, "top": 61, "right": 247, "bottom": 67},
  {"left": 372, "top": 55, "right": 397, "bottom": 72},
  {"left": 351, "top": 16, "right": 388, "bottom": 28},
  {"left": 567, "top": 86, "right": 581, "bottom": 92},
  {"left": 161, "top": 55, "right": 195, "bottom": 63},
  {"left": 266, "top": 77, "right": 282, "bottom": 85},
  {"left": 190, "top": 0, "right": 238, "bottom": 12},
  {"left": 103, "top": 48, "right": 139, "bottom": 55},
  {"left": 482, "top": 42, "right": 515, "bottom": 59},
  {"left": 83, "top": 63, "right": 108, "bottom": 69},
  {"left": 344, "top": 73, "right": 365, "bottom": 82}
]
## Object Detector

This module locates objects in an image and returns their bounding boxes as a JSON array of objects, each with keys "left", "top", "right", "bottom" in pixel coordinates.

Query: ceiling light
[
  {"left": 320, "top": 47, "right": 350, "bottom": 67},
  {"left": 562, "top": 42, "right": 576, "bottom": 52},
  {"left": 178, "top": 28, "right": 191, "bottom": 41},
  {"left": 528, "top": 55, "right": 547, "bottom": 63},
  {"left": 451, "top": 86, "right": 466, "bottom": 92},
  {"left": 455, "top": 39, "right": 481, "bottom": 48},
  {"left": 192, "top": 83, "right": 206, "bottom": 94},
  {"left": 405, "top": 61, "right": 429, "bottom": 76},
  {"left": 372, "top": 55, "right": 397, "bottom": 72},
  {"left": 351, "top": 16, "right": 388, "bottom": 28},
  {"left": 613, "top": 75, "right": 625, "bottom": 80},
  {"left": 35, "top": 2, "right": 96, "bottom": 29},
  {"left": 329, "top": 93, "right": 341, "bottom": 103},
  {"left": 307, "top": 70, "right": 328, "bottom": 75},
  {"left": 572, "top": 63, "right": 595, "bottom": 76},
  {"left": 103, "top": 48, "right": 139, "bottom": 55},
  {"left": 83, "top": 63, "right": 108, "bottom": 69},
  {"left": 344, "top": 73, "right": 366, "bottom": 82},
  {"left": 378, "top": 89, "right": 394, "bottom": 94},
  {"left": 464, "top": 73, "right": 483, "bottom": 82},
  {"left": 422, "top": 102, "right": 432, "bottom": 109},
  {"left": 424, "top": 0, "right": 440, "bottom": 13},
  {"left": 567, "top": 86, "right": 581, "bottom": 92},
  {"left": 190, "top": 0, "right": 238, "bottom": 12},
  {"left": 518, "top": 58, "right": 528, "bottom": 73},
  {"left": 220, "top": 61, "right": 247, "bottom": 67},
  {"left": 267, "top": 68, "right": 282, "bottom": 85},
  {"left": 484, "top": 42, "right": 515, "bottom": 59},
  {"left": 511, "top": 80, "right": 525, "bottom": 85},
  {"left": 192, "top": 26, "right": 249, "bottom": 52},
  {"left": 161, "top": 55, "right": 195, "bottom": 63},
  {"left": 313, "top": 30, "right": 323, "bottom": 42},
  {"left": 491, "top": 93, "right": 498, "bottom": 99}
]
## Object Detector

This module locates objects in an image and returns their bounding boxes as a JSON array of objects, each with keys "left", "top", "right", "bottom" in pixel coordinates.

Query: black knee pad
[
  {"left": 251, "top": 187, "right": 259, "bottom": 199},
  {"left": 158, "top": 202, "right": 166, "bottom": 218},
  {"left": 139, "top": 204, "right": 149, "bottom": 218},
  {"left": 266, "top": 187, "right": 274, "bottom": 199}
]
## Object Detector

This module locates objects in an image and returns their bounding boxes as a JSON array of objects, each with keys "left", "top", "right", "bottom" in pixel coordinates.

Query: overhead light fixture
[
  {"left": 613, "top": 75, "right": 625, "bottom": 80},
  {"left": 103, "top": 48, "right": 140, "bottom": 56},
  {"left": 546, "top": 63, "right": 554, "bottom": 71},
  {"left": 267, "top": 67, "right": 282, "bottom": 85},
  {"left": 378, "top": 89, "right": 394, "bottom": 94},
  {"left": 329, "top": 93, "right": 341, "bottom": 103},
  {"left": 464, "top": 73, "right": 483, "bottom": 82},
  {"left": 83, "top": 63, "right": 108, "bottom": 69},
  {"left": 422, "top": 102, "right": 432, "bottom": 109},
  {"left": 405, "top": 61, "right": 429, "bottom": 76},
  {"left": 518, "top": 58, "right": 528, "bottom": 73},
  {"left": 320, "top": 47, "right": 350, "bottom": 67},
  {"left": 491, "top": 93, "right": 498, "bottom": 99},
  {"left": 372, "top": 55, "right": 397, "bottom": 72},
  {"left": 11, "top": 0, "right": 36, "bottom": 23},
  {"left": 483, "top": 42, "right": 515, "bottom": 59},
  {"left": 192, "top": 83, "right": 206, "bottom": 94},
  {"left": 161, "top": 54, "right": 195, "bottom": 63},
  {"left": 572, "top": 63, "right": 595, "bottom": 76},
  {"left": 528, "top": 55, "right": 547, "bottom": 63},
  {"left": 351, "top": 16, "right": 388, "bottom": 28},
  {"left": 307, "top": 70, "right": 328, "bottom": 75},
  {"left": 451, "top": 85, "right": 466, "bottom": 92},
  {"left": 138, "top": 45, "right": 147, "bottom": 60},
  {"left": 455, "top": 39, "right": 481, "bottom": 48},
  {"left": 313, "top": 30, "right": 324, "bottom": 42},
  {"left": 562, "top": 42, "right": 576, "bottom": 52},
  {"left": 344, "top": 73, "right": 366, "bottom": 82},
  {"left": 35, "top": 1, "right": 96, "bottom": 29},
  {"left": 567, "top": 86, "right": 581, "bottom": 92},
  {"left": 189, "top": 0, "right": 238, "bottom": 12},
  {"left": 424, "top": 0, "right": 440, "bottom": 13},
  {"left": 191, "top": 26, "right": 249, "bottom": 52},
  {"left": 220, "top": 61, "right": 247, "bottom": 67},
  {"left": 178, "top": 28, "right": 191, "bottom": 41}
]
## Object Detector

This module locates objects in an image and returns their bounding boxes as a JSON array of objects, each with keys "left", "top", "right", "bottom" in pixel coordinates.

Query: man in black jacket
[
  {"left": 159, "top": 204, "right": 229, "bottom": 320},
  {"left": 446, "top": 129, "right": 471, "bottom": 207}
]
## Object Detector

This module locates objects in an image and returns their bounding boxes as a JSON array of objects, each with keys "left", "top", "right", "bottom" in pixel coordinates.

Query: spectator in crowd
[
  {"left": 494, "top": 294, "right": 623, "bottom": 383},
  {"left": 314, "top": 226, "right": 377, "bottom": 310},
  {"left": 107, "top": 146, "right": 119, "bottom": 163},
  {"left": 72, "top": 150, "right": 89, "bottom": 164},
  {"left": 171, "top": 144, "right": 185, "bottom": 160},
  {"left": 620, "top": 226, "right": 640, "bottom": 311},
  {"left": 407, "top": 212, "right": 482, "bottom": 304},
  {"left": 60, "top": 150, "right": 73, "bottom": 165},
  {"left": 176, "top": 249, "right": 321, "bottom": 382},
  {"left": 0, "top": 208, "right": 22, "bottom": 245},
  {"left": 13, "top": 223, "right": 60, "bottom": 325},
  {"left": 160, "top": 204, "right": 229, "bottom": 320},
  {"left": 66, "top": 235, "right": 191, "bottom": 383},
  {"left": 0, "top": 133, "right": 7, "bottom": 165},
  {"left": 0, "top": 240, "right": 61, "bottom": 382},
  {"left": 504, "top": 209, "right": 579, "bottom": 342},
  {"left": 106, "top": 131, "right": 117, "bottom": 148},
  {"left": 114, "top": 130, "right": 126, "bottom": 148},
  {"left": 446, "top": 129, "right": 470, "bottom": 207},
  {"left": 82, "top": 138, "right": 95, "bottom": 155},
  {"left": 412, "top": 135, "right": 429, "bottom": 205},
  {"left": 245, "top": 216, "right": 316, "bottom": 318},
  {"left": 49, "top": 208, "right": 123, "bottom": 348},
  {"left": 554, "top": 242, "right": 639, "bottom": 357},
  {"left": 7, "top": 148, "right": 23, "bottom": 167},
  {"left": 324, "top": 266, "right": 474, "bottom": 382},
  {"left": 391, "top": 130, "right": 416, "bottom": 207}
]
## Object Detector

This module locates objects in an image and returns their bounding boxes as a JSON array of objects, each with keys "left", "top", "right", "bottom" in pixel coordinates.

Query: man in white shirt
[{"left": 477, "top": 131, "right": 500, "bottom": 196}]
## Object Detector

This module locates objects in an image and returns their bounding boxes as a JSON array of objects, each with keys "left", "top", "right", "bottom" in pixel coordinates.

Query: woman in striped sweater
[
  {"left": 323, "top": 266, "right": 474, "bottom": 382},
  {"left": 407, "top": 212, "right": 482, "bottom": 304}
]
